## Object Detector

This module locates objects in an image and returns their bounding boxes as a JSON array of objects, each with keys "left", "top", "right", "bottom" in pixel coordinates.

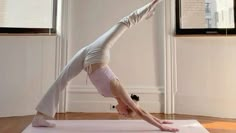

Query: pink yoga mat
[{"left": 23, "top": 120, "right": 209, "bottom": 133}]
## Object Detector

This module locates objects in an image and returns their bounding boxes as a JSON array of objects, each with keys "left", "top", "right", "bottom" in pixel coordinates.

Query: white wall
[
  {"left": 66, "top": 0, "right": 165, "bottom": 113},
  {"left": 0, "top": 36, "right": 57, "bottom": 117},
  {"left": 1, "top": 0, "right": 235, "bottom": 119},
  {"left": 175, "top": 36, "right": 236, "bottom": 118}
]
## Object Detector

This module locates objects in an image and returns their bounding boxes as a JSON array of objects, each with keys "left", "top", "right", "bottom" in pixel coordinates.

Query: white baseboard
[{"left": 67, "top": 86, "right": 164, "bottom": 113}]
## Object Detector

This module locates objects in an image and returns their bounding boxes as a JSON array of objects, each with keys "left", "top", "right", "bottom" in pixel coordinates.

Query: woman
[{"left": 32, "top": 0, "right": 179, "bottom": 132}]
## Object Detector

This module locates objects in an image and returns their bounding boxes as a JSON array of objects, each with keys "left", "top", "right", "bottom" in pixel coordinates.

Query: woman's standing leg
[{"left": 32, "top": 47, "right": 87, "bottom": 127}]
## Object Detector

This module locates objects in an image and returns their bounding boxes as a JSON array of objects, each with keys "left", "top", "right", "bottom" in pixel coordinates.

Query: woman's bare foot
[
  {"left": 145, "top": 0, "right": 162, "bottom": 19},
  {"left": 32, "top": 112, "right": 56, "bottom": 127}
]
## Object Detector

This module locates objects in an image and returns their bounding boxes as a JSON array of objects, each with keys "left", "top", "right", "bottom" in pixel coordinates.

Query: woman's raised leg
[{"left": 84, "top": 0, "right": 160, "bottom": 67}]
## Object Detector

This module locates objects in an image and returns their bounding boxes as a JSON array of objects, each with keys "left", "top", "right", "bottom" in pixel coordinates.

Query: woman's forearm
[
  {"left": 136, "top": 108, "right": 163, "bottom": 129},
  {"left": 152, "top": 115, "right": 162, "bottom": 123}
]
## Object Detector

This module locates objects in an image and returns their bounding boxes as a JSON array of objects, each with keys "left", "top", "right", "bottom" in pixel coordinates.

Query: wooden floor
[{"left": 0, "top": 113, "right": 236, "bottom": 133}]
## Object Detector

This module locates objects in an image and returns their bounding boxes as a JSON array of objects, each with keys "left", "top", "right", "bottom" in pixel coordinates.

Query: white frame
[
  {"left": 164, "top": 0, "right": 177, "bottom": 114},
  {"left": 56, "top": 0, "right": 69, "bottom": 113}
]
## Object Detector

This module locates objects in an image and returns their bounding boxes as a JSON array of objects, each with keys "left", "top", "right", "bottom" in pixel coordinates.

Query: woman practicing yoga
[{"left": 32, "top": 0, "right": 179, "bottom": 132}]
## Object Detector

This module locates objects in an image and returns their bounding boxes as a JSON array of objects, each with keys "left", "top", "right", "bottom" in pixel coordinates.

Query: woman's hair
[{"left": 130, "top": 94, "right": 139, "bottom": 101}]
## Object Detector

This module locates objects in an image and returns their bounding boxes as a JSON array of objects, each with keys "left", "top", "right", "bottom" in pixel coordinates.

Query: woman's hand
[{"left": 160, "top": 125, "right": 179, "bottom": 132}]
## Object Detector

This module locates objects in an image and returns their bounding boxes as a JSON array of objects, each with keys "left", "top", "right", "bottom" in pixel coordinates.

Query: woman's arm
[
  {"left": 111, "top": 81, "right": 179, "bottom": 132},
  {"left": 141, "top": 108, "right": 174, "bottom": 124}
]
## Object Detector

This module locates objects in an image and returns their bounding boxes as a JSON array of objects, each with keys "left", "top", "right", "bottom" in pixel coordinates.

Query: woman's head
[{"left": 116, "top": 94, "right": 140, "bottom": 117}]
